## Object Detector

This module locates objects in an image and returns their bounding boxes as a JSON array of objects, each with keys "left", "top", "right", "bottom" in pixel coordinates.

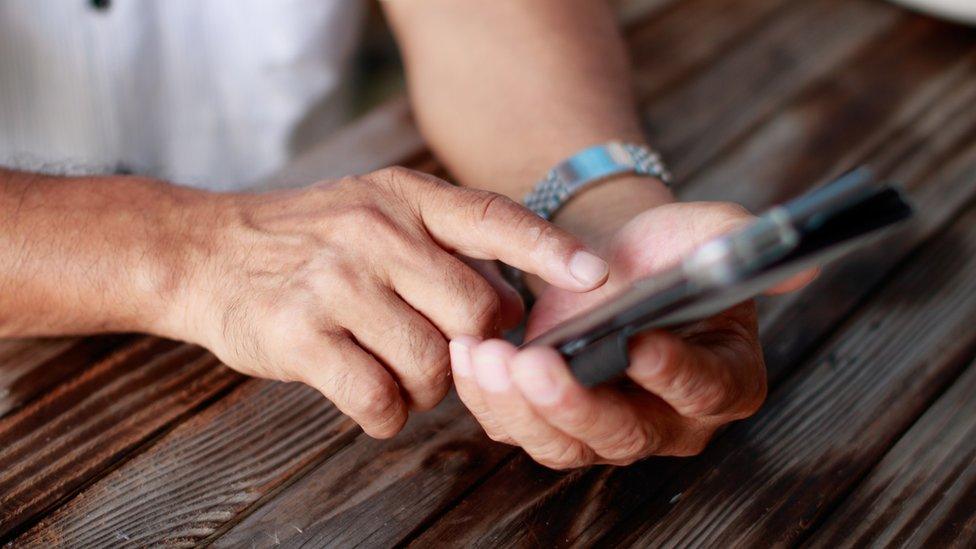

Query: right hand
[{"left": 161, "top": 167, "right": 609, "bottom": 438}]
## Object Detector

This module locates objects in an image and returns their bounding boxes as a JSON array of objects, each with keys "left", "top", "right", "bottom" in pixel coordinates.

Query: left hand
[{"left": 449, "top": 202, "right": 816, "bottom": 469}]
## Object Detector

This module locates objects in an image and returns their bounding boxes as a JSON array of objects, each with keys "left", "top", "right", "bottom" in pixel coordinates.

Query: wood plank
[
  {"left": 627, "top": 0, "right": 791, "bottom": 98},
  {"left": 16, "top": 380, "right": 358, "bottom": 547},
  {"left": 409, "top": 23, "right": 976, "bottom": 548},
  {"left": 647, "top": 0, "right": 901, "bottom": 181},
  {"left": 0, "top": 338, "right": 241, "bottom": 541},
  {"left": 809, "top": 359, "right": 976, "bottom": 547},
  {"left": 9, "top": 0, "right": 832, "bottom": 544},
  {"left": 608, "top": 200, "right": 976, "bottom": 547},
  {"left": 210, "top": 396, "right": 511, "bottom": 548},
  {"left": 682, "top": 18, "right": 976, "bottom": 209},
  {"left": 0, "top": 336, "right": 130, "bottom": 419}
]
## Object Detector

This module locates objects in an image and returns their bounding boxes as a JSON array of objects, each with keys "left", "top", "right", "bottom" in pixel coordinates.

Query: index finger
[{"left": 414, "top": 178, "right": 609, "bottom": 292}]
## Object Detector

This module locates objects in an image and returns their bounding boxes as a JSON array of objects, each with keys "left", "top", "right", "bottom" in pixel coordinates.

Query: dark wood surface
[{"left": 4, "top": 1, "right": 976, "bottom": 546}]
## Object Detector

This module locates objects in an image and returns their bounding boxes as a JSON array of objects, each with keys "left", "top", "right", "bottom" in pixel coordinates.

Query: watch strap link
[{"left": 523, "top": 142, "right": 671, "bottom": 220}]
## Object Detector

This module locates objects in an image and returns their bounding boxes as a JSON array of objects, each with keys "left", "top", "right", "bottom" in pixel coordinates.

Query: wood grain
[
  {"left": 611, "top": 202, "right": 976, "bottom": 547},
  {"left": 409, "top": 19, "right": 976, "bottom": 549},
  {"left": 0, "top": 336, "right": 130, "bottom": 419},
  {"left": 808, "top": 359, "right": 976, "bottom": 548},
  {"left": 0, "top": 338, "right": 240, "bottom": 541},
  {"left": 212, "top": 396, "right": 512, "bottom": 548},
  {"left": 627, "top": 0, "right": 791, "bottom": 98},
  {"left": 16, "top": 380, "right": 358, "bottom": 547},
  {"left": 645, "top": 0, "right": 901, "bottom": 181}
]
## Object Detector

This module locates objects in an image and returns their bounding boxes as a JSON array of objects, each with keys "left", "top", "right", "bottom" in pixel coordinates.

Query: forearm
[
  {"left": 384, "top": 0, "right": 673, "bottom": 244},
  {"left": 0, "top": 168, "right": 206, "bottom": 338}
]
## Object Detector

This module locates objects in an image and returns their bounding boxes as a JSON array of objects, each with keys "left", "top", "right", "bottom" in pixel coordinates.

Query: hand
[
  {"left": 159, "top": 167, "right": 610, "bottom": 438},
  {"left": 449, "top": 202, "right": 816, "bottom": 468}
]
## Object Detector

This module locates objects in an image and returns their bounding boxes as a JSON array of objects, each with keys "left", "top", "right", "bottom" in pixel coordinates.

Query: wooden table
[{"left": 4, "top": 0, "right": 976, "bottom": 546}]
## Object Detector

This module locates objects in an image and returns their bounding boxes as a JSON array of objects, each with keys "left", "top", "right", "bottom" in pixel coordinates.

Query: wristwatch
[{"left": 522, "top": 142, "right": 671, "bottom": 220}]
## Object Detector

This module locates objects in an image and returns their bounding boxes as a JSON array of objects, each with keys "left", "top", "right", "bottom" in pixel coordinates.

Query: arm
[
  {"left": 383, "top": 0, "right": 673, "bottom": 244},
  {"left": 386, "top": 0, "right": 816, "bottom": 467},
  {"left": 0, "top": 169, "right": 202, "bottom": 338},
  {"left": 0, "top": 166, "right": 605, "bottom": 437}
]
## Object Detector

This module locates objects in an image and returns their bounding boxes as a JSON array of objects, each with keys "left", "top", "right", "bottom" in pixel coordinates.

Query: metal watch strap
[{"left": 523, "top": 142, "right": 671, "bottom": 220}]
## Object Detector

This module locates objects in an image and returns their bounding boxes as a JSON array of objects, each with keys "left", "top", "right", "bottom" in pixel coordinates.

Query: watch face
[{"left": 889, "top": 0, "right": 976, "bottom": 24}]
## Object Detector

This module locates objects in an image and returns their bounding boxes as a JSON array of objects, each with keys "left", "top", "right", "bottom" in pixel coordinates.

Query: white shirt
[{"left": 0, "top": 0, "right": 365, "bottom": 191}]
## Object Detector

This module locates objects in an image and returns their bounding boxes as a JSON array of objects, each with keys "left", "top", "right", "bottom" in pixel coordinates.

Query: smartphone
[{"left": 523, "top": 167, "right": 914, "bottom": 387}]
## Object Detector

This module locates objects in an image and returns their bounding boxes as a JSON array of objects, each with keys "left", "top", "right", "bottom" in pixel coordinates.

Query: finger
[
  {"left": 765, "top": 266, "right": 820, "bottom": 295},
  {"left": 509, "top": 345, "right": 679, "bottom": 464},
  {"left": 390, "top": 248, "right": 505, "bottom": 340},
  {"left": 471, "top": 339, "right": 594, "bottom": 470},
  {"left": 303, "top": 334, "right": 408, "bottom": 439},
  {"left": 461, "top": 257, "right": 524, "bottom": 330},
  {"left": 412, "top": 177, "right": 609, "bottom": 292},
  {"left": 625, "top": 329, "right": 767, "bottom": 420},
  {"left": 449, "top": 336, "right": 513, "bottom": 444},
  {"left": 343, "top": 287, "right": 451, "bottom": 410}
]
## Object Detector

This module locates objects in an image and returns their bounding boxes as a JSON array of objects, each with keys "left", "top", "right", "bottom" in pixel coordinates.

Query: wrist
[
  {"left": 551, "top": 175, "right": 674, "bottom": 250},
  {"left": 522, "top": 175, "right": 673, "bottom": 297},
  {"left": 132, "top": 181, "right": 224, "bottom": 344}
]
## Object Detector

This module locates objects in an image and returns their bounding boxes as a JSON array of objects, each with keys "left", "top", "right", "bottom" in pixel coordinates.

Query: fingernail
[
  {"left": 513, "top": 364, "right": 561, "bottom": 406},
  {"left": 473, "top": 347, "right": 511, "bottom": 393},
  {"left": 449, "top": 337, "right": 479, "bottom": 378},
  {"left": 568, "top": 250, "right": 609, "bottom": 288}
]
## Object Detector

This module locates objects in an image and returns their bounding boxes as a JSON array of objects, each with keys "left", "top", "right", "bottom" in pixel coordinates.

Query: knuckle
[
  {"left": 330, "top": 262, "right": 365, "bottom": 293},
  {"left": 354, "top": 378, "right": 402, "bottom": 423},
  {"left": 376, "top": 165, "right": 417, "bottom": 185},
  {"left": 328, "top": 202, "right": 399, "bottom": 238},
  {"left": 457, "top": 277, "right": 501, "bottom": 335},
  {"left": 403, "top": 329, "right": 451, "bottom": 407},
  {"left": 598, "top": 422, "right": 652, "bottom": 462},
  {"left": 538, "top": 442, "right": 593, "bottom": 471},
  {"left": 357, "top": 205, "right": 399, "bottom": 234},
  {"left": 474, "top": 191, "right": 523, "bottom": 225},
  {"left": 656, "top": 348, "right": 729, "bottom": 419},
  {"left": 375, "top": 166, "right": 447, "bottom": 196},
  {"left": 560, "top": 399, "right": 602, "bottom": 434},
  {"left": 657, "top": 348, "right": 696, "bottom": 397},
  {"left": 683, "top": 380, "right": 734, "bottom": 418}
]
